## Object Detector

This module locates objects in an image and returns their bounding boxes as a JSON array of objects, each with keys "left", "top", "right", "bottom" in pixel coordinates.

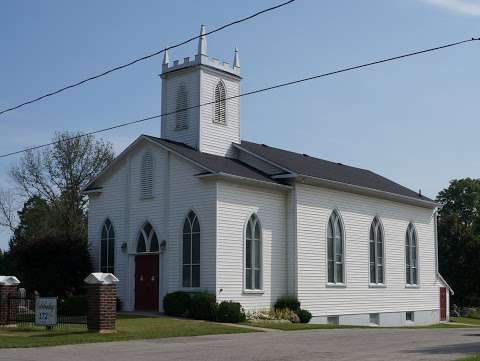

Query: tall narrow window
[
  {"left": 183, "top": 211, "right": 200, "bottom": 288},
  {"left": 369, "top": 217, "right": 384, "bottom": 284},
  {"left": 175, "top": 83, "right": 189, "bottom": 130},
  {"left": 327, "top": 210, "right": 344, "bottom": 284},
  {"left": 405, "top": 223, "right": 418, "bottom": 285},
  {"left": 213, "top": 80, "right": 226, "bottom": 124},
  {"left": 245, "top": 214, "right": 262, "bottom": 290},
  {"left": 100, "top": 219, "right": 115, "bottom": 274},
  {"left": 140, "top": 152, "right": 153, "bottom": 199},
  {"left": 137, "top": 222, "right": 159, "bottom": 253}
]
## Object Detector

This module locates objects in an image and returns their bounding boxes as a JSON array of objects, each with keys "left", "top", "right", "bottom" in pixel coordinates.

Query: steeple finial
[
  {"left": 162, "top": 48, "right": 169, "bottom": 65},
  {"left": 197, "top": 25, "right": 207, "bottom": 56},
  {"left": 233, "top": 48, "right": 240, "bottom": 68}
]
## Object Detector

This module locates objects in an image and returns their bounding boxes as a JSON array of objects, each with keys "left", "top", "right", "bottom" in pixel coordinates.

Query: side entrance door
[
  {"left": 440, "top": 287, "right": 447, "bottom": 321},
  {"left": 135, "top": 255, "right": 159, "bottom": 311}
]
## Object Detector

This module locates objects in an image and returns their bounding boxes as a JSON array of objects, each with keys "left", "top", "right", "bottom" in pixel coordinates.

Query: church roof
[
  {"left": 237, "top": 141, "right": 435, "bottom": 203},
  {"left": 144, "top": 136, "right": 281, "bottom": 186}
]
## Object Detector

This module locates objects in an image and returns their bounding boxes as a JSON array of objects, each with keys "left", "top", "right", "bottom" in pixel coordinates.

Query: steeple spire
[
  {"left": 162, "top": 48, "right": 169, "bottom": 65},
  {"left": 233, "top": 48, "right": 240, "bottom": 68},
  {"left": 197, "top": 25, "right": 207, "bottom": 56}
]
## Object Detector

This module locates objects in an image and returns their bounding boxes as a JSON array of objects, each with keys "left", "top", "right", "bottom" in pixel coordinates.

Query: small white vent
[
  {"left": 175, "top": 83, "right": 189, "bottom": 130},
  {"left": 140, "top": 152, "right": 153, "bottom": 198},
  {"left": 213, "top": 80, "right": 226, "bottom": 124}
]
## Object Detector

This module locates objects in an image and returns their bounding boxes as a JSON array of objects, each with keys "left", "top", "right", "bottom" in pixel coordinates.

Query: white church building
[{"left": 86, "top": 26, "right": 451, "bottom": 326}]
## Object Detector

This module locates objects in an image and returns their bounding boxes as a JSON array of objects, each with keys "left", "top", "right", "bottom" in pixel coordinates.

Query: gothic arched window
[
  {"left": 369, "top": 217, "right": 384, "bottom": 284},
  {"left": 137, "top": 222, "right": 159, "bottom": 253},
  {"left": 405, "top": 223, "right": 418, "bottom": 285},
  {"left": 245, "top": 214, "right": 262, "bottom": 290},
  {"left": 175, "top": 83, "right": 189, "bottom": 130},
  {"left": 213, "top": 80, "right": 226, "bottom": 124},
  {"left": 100, "top": 219, "right": 115, "bottom": 274},
  {"left": 182, "top": 211, "right": 200, "bottom": 287},
  {"left": 327, "top": 210, "right": 344, "bottom": 284}
]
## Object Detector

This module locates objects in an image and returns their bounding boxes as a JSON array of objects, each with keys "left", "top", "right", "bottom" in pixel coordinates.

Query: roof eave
[
  {"left": 293, "top": 175, "right": 438, "bottom": 209},
  {"left": 196, "top": 172, "right": 291, "bottom": 190}
]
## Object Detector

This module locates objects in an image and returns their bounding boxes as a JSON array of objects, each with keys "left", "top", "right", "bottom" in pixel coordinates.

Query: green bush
[
  {"left": 163, "top": 291, "right": 191, "bottom": 317},
  {"left": 116, "top": 297, "right": 123, "bottom": 311},
  {"left": 274, "top": 296, "right": 300, "bottom": 311},
  {"left": 296, "top": 309, "right": 312, "bottom": 323},
  {"left": 189, "top": 293, "right": 217, "bottom": 320},
  {"left": 59, "top": 295, "right": 87, "bottom": 316},
  {"left": 215, "top": 301, "right": 246, "bottom": 323}
]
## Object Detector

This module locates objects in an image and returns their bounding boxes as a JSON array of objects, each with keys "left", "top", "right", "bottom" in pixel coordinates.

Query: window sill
[
  {"left": 326, "top": 283, "right": 346, "bottom": 288},
  {"left": 405, "top": 284, "right": 420, "bottom": 289},
  {"left": 369, "top": 284, "right": 387, "bottom": 288},
  {"left": 242, "top": 289, "right": 264, "bottom": 295},
  {"left": 140, "top": 196, "right": 154, "bottom": 201}
]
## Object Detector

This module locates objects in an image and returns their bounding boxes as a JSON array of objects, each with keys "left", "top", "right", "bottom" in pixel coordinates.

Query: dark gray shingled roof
[
  {"left": 238, "top": 140, "right": 434, "bottom": 203},
  {"left": 144, "top": 136, "right": 281, "bottom": 185}
]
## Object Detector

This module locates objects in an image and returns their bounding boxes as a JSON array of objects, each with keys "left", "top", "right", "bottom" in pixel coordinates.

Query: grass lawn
[
  {"left": 455, "top": 356, "right": 480, "bottom": 361},
  {"left": 0, "top": 314, "right": 256, "bottom": 349},
  {"left": 451, "top": 317, "right": 480, "bottom": 326}
]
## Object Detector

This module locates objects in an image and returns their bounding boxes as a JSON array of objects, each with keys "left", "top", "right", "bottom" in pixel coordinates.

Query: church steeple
[
  {"left": 197, "top": 25, "right": 207, "bottom": 56},
  {"left": 160, "top": 24, "right": 241, "bottom": 157}
]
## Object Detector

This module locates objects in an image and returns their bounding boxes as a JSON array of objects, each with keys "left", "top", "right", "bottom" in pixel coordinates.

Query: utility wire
[
  {"left": 0, "top": 0, "right": 295, "bottom": 117},
  {"left": 1, "top": 36, "right": 478, "bottom": 159}
]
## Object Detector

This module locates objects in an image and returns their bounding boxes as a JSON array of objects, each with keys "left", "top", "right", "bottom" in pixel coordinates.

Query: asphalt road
[{"left": 2, "top": 328, "right": 480, "bottom": 361}]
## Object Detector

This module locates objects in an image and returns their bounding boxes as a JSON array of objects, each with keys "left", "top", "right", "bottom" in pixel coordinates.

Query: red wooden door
[
  {"left": 440, "top": 287, "right": 447, "bottom": 321},
  {"left": 135, "top": 255, "right": 159, "bottom": 311}
]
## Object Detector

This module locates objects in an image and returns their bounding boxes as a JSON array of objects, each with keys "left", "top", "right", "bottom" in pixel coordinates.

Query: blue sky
[{"left": 0, "top": 0, "right": 479, "bottom": 249}]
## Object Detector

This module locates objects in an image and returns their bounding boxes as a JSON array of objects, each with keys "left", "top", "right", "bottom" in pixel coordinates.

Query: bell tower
[{"left": 160, "top": 25, "right": 241, "bottom": 157}]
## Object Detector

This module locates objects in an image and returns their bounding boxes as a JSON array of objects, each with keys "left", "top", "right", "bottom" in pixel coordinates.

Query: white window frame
[
  {"left": 369, "top": 217, "right": 385, "bottom": 286},
  {"left": 182, "top": 211, "right": 200, "bottom": 289},
  {"left": 405, "top": 223, "right": 419, "bottom": 287},
  {"left": 213, "top": 80, "right": 227, "bottom": 125},
  {"left": 326, "top": 209, "right": 346, "bottom": 286},
  {"left": 244, "top": 213, "right": 263, "bottom": 293},
  {"left": 136, "top": 221, "right": 159, "bottom": 254},
  {"left": 100, "top": 218, "right": 115, "bottom": 274}
]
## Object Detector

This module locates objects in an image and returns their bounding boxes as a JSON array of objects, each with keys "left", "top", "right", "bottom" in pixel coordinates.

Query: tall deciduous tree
[
  {"left": 5, "top": 131, "right": 114, "bottom": 241},
  {"left": 437, "top": 178, "right": 480, "bottom": 306}
]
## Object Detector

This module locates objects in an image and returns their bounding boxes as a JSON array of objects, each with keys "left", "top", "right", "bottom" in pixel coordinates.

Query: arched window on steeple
[
  {"left": 213, "top": 80, "right": 226, "bottom": 124},
  {"left": 175, "top": 83, "right": 189, "bottom": 130}
]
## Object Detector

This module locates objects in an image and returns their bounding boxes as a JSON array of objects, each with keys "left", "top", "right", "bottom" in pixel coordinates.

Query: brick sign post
[
  {"left": 84, "top": 273, "right": 119, "bottom": 333},
  {"left": 0, "top": 276, "right": 20, "bottom": 327}
]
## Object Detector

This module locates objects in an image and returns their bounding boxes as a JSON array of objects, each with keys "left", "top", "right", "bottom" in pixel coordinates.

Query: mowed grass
[
  {"left": 0, "top": 314, "right": 256, "bottom": 348},
  {"left": 451, "top": 317, "right": 480, "bottom": 326},
  {"left": 455, "top": 356, "right": 480, "bottom": 361}
]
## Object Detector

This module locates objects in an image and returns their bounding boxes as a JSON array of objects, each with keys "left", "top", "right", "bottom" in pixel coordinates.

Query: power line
[
  {"left": 1, "top": 36, "right": 478, "bottom": 159},
  {"left": 0, "top": 0, "right": 295, "bottom": 117}
]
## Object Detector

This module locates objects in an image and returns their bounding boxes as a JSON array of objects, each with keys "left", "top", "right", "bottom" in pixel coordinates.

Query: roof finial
[
  {"left": 162, "top": 48, "right": 169, "bottom": 65},
  {"left": 233, "top": 48, "right": 240, "bottom": 68},
  {"left": 197, "top": 25, "right": 207, "bottom": 56}
]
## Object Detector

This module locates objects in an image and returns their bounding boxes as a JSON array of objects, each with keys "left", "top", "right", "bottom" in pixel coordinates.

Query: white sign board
[{"left": 35, "top": 297, "right": 57, "bottom": 326}]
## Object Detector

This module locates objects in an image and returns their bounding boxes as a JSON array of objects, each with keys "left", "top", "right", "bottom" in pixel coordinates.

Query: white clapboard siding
[
  {"left": 199, "top": 67, "right": 240, "bottom": 157},
  {"left": 88, "top": 139, "right": 217, "bottom": 310},
  {"left": 295, "top": 183, "right": 438, "bottom": 316},
  {"left": 161, "top": 70, "right": 200, "bottom": 149},
  {"left": 216, "top": 181, "right": 288, "bottom": 310}
]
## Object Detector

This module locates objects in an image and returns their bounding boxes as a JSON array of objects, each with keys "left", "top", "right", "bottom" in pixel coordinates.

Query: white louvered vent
[
  {"left": 175, "top": 83, "right": 189, "bottom": 130},
  {"left": 213, "top": 80, "right": 226, "bottom": 124},
  {"left": 140, "top": 152, "right": 153, "bottom": 198}
]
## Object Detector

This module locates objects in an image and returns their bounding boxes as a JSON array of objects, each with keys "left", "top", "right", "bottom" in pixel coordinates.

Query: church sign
[{"left": 35, "top": 297, "right": 57, "bottom": 326}]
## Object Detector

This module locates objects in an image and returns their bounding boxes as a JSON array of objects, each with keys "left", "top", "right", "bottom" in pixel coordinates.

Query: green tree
[
  {"left": 437, "top": 178, "right": 480, "bottom": 306},
  {"left": 0, "top": 249, "right": 10, "bottom": 275}
]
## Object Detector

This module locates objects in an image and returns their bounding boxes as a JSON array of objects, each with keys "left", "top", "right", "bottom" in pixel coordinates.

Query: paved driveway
[{"left": 2, "top": 328, "right": 480, "bottom": 361}]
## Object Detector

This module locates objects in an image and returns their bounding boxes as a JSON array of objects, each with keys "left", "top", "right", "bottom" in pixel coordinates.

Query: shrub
[
  {"left": 296, "top": 309, "right": 312, "bottom": 323},
  {"left": 163, "top": 291, "right": 191, "bottom": 317},
  {"left": 274, "top": 296, "right": 300, "bottom": 311},
  {"left": 116, "top": 297, "right": 123, "bottom": 311},
  {"left": 215, "top": 301, "right": 246, "bottom": 323},
  {"left": 189, "top": 292, "right": 217, "bottom": 320},
  {"left": 59, "top": 295, "right": 87, "bottom": 316},
  {"left": 247, "top": 308, "right": 300, "bottom": 323}
]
